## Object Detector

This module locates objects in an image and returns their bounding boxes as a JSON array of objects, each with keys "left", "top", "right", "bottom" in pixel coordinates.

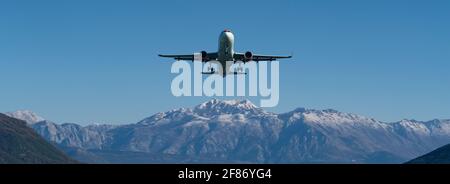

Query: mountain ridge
[
  {"left": 5, "top": 99, "right": 450, "bottom": 163},
  {"left": 407, "top": 143, "right": 450, "bottom": 164},
  {"left": 5, "top": 110, "right": 45, "bottom": 124}
]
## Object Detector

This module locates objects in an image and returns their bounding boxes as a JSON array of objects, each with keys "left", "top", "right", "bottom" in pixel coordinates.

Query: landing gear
[{"left": 206, "top": 63, "right": 215, "bottom": 73}]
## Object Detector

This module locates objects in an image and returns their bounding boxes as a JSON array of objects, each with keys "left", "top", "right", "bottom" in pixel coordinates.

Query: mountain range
[
  {"left": 0, "top": 113, "right": 76, "bottom": 164},
  {"left": 5, "top": 99, "right": 450, "bottom": 163}
]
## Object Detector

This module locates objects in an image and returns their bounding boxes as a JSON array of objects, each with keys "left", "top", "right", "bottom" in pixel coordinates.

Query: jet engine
[{"left": 244, "top": 51, "right": 253, "bottom": 61}]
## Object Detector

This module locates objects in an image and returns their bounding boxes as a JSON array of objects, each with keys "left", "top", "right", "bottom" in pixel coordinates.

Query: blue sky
[{"left": 1, "top": 0, "right": 449, "bottom": 124}]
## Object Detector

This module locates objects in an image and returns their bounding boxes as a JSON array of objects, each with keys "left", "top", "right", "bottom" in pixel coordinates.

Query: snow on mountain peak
[
  {"left": 138, "top": 99, "right": 266, "bottom": 125},
  {"left": 196, "top": 98, "right": 257, "bottom": 109},
  {"left": 137, "top": 107, "right": 196, "bottom": 125},
  {"left": 193, "top": 98, "right": 263, "bottom": 116},
  {"left": 283, "top": 107, "right": 379, "bottom": 125},
  {"left": 5, "top": 110, "right": 45, "bottom": 124}
]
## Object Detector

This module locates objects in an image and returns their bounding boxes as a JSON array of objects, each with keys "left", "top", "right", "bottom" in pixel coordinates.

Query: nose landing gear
[
  {"left": 207, "top": 63, "right": 215, "bottom": 73},
  {"left": 202, "top": 63, "right": 216, "bottom": 75}
]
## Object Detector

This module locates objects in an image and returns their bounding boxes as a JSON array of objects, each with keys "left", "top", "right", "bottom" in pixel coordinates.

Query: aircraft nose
[
  {"left": 220, "top": 29, "right": 234, "bottom": 42},
  {"left": 222, "top": 31, "right": 234, "bottom": 39}
]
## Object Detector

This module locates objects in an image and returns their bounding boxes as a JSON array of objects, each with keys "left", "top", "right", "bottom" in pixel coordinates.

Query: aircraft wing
[
  {"left": 158, "top": 52, "right": 218, "bottom": 61},
  {"left": 234, "top": 53, "right": 292, "bottom": 62}
]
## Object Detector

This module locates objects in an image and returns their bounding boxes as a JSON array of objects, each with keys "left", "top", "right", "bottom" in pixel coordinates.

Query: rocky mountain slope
[
  {"left": 406, "top": 143, "right": 450, "bottom": 164},
  {"left": 0, "top": 113, "right": 77, "bottom": 164}
]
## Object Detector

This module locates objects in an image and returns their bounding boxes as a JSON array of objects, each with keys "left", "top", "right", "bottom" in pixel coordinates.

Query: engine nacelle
[
  {"left": 201, "top": 51, "right": 208, "bottom": 61},
  {"left": 244, "top": 51, "right": 253, "bottom": 61}
]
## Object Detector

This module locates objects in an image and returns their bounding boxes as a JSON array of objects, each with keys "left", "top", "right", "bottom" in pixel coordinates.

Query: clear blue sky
[{"left": 1, "top": 0, "right": 449, "bottom": 124}]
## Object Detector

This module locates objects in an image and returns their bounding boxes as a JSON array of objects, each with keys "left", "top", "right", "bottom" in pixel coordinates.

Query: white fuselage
[
  {"left": 216, "top": 31, "right": 235, "bottom": 75},
  {"left": 218, "top": 31, "right": 235, "bottom": 62}
]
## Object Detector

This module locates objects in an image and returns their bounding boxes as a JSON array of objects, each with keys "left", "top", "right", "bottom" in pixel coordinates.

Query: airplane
[{"left": 159, "top": 29, "right": 292, "bottom": 76}]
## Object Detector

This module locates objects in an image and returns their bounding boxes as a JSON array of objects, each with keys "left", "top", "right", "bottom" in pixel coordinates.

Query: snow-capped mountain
[
  {"left": 6, "top": 99, "right": 450, "bottom": 163},
  {"left": 193, "top": 98, "right": 266, "bottom": 116},
  {"left": 5, "top": 110, "right": 45, "bottom": 124}
]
